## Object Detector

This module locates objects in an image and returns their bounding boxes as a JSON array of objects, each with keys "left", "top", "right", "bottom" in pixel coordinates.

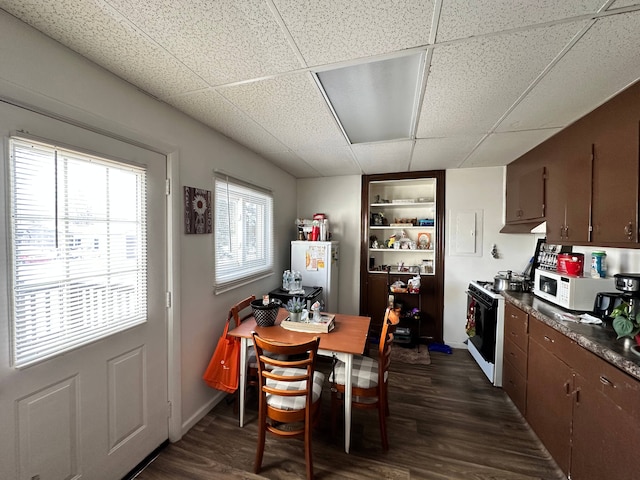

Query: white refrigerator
[{"left": 291, "top": 241, "right": 339, "bottom": 313}]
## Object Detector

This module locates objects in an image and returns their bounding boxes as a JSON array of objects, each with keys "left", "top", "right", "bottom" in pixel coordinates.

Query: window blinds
[
  {"left": 10, "top": 137, "right": 148, "bottom": 367},
  {"left": 214, "top": 175, "right": 273, "bottom": 293}
]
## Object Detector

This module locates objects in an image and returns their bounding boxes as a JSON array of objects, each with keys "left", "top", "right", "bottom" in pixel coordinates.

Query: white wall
[
  {"left": 0, "top": 11, "right": 296, "bottom": 435},
  {"left": 444, "top": 167, "right": 536, "bottom": 347},
  {"left": 296, "top": 176, "right": 361, "bottom": 314}
]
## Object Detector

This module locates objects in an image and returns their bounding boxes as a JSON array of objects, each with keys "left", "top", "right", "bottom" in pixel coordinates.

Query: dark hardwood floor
[{"left": 136, "top": 348, "right": 566, "bottom": 479}]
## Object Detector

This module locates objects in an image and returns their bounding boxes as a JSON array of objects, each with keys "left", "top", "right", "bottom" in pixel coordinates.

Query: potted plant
[
  {"left": 610, "top": 301, "right": 640, "bottom": 343},
  {"left": 286, "top": 297, "right": 305, "bottom": 322}
]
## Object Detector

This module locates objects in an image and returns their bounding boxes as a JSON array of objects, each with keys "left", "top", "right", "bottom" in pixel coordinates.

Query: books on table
[{"left": 281, "top": 313, "right": 335, "bottom": 333}]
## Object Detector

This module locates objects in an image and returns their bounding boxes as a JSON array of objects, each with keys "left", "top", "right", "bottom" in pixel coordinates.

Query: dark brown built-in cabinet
[
  {"left": 359, "top": 171, "right": 445, "bottom": 343},
  {"left": 505, "top": 80, "right": 640, "bottom": 247}
]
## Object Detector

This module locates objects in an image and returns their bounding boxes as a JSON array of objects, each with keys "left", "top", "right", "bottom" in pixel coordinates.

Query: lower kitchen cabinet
[
  {"left": 526, "top": 326, "right": 574, "bottom": 475},
  {"left": 525, "top": 314, "right": 640, "bottom": 479},
  {"left": 571, "top": 349, "right": 640, "bottom": 480},
  {"left": 502, "top": 303, "right": 529, "bottom": 414}
]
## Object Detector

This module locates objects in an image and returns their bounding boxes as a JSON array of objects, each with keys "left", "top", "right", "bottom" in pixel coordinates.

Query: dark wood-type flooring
[{"left": 136, "top": 348, "right": 566, "bottom": 479}]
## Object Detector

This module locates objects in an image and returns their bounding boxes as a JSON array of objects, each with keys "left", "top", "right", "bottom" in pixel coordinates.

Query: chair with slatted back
[
  {"left": 252, "top": 332, "right": 324, "bottom": 480},
  {"left": 227, "top": 296, "right": 258, "bottom": 412},
  {"left": 330, "top": 306, "right": 399, "bottom": 451}
]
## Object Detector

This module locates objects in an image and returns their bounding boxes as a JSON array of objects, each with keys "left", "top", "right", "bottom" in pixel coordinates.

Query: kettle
[{"left": 593, "top": 292, "right": 623, "bottom": 319}]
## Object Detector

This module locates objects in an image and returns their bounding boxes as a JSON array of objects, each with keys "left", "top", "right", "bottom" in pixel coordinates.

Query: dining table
[{"left": 227, "top": 308, "right": 371, "bottom": 453}]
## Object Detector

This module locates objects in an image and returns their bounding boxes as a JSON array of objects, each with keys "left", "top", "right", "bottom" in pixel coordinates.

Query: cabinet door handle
[
  {"left": 624, "top": 222, "right": 634, "bottom": 240},
  {"left": 565, "top": 225, "right": 569, "bottom": 238},
  {"left": 559, "top": 226, "right": 564, "bottom": 239},
  {"left": 564, "top": 381, "right": 571, "bottom": 395},
  {"left": 599, "top": 375, "right": 614, "bottom": 388},
  {"left": 543, "top": 335, "right": 554, "bottom": 343},
  {"left": 575, "top": 386, "right": 581, "bottom": 404}
]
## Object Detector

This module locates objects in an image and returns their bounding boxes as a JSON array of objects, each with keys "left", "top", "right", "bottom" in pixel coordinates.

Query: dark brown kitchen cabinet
[
  {"left": 544, "top": 128, "right": 593, "bottom": 244},
  {"left": 505, "top": 165, "right": 546, "bottom": 224},
  {"left": 502, "top": 303, "right": 528, "bottom": 415},
  {"left": 590, "top": 120, "right": 639, "bottom": 245},
  {"left": 571, "top": 347, "right": 640, "bottom": 480},
  {"left": 524, "top": 314, "right": 640, "bottom": 479},
  {"left": 360, "top": 171, "right": 445, "bottom": 343},
  {"left": 526, "top": 319, "right": 575, "bottom": 476},
  {"left": 505, "top": 81, "right": 640, "bottom": 247}
]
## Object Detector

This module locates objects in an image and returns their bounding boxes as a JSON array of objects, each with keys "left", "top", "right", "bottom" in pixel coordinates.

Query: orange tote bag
[{"left": 203, "top": 318, "right": 240, "bottom": 393}]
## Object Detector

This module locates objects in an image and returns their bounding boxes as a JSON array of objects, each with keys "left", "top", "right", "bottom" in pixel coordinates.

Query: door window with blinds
[
  {"left": 214, "top": 175, "right": 273, "bottom": 293},
  {"left": 9, "top": 137, "right": 148, "bottom": 367}
]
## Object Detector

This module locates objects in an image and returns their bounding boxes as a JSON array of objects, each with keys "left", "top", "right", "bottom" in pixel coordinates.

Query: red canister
[{"left": 557, "top": 253, "right": 584, "bottom": 276}]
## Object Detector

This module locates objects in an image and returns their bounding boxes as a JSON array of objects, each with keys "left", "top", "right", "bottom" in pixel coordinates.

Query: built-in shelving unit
[
  {"left": 366, "top": 178, "right": 437, "bottom": 275},
  {"left": 360, "top": 171, "right": 445, "bottom": 344}
]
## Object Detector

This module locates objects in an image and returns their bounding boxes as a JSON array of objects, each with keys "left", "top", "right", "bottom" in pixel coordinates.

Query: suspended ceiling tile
[
  {"left": 0, "top": 0, "right": 208, "bottom": 99},
  {"left": 609, "top": 0, "right": 640, "bottom": 8},
  {"left": 497, "top": 11, "right": 640, "bottom": 132},
  {"left": 416, "top": 21, "right": 588, "bottom": 138},
  {"left": 436, "top": 0, "right": 603, "bottom": 42},
  {"left": 165, "top": 90, "right": 290, "bottom": 155},
  {"left": 262, "top": 150, "right": 321, "bottom": 178},
  {"left": 412, "top": 136, "right": 484, "bottom": 170},
  {"left": 461, "top": 129, "right": 561, "bottom": 168},
  {"left": 106, "top": 0, "right": 301, "bottom": 86},
  {"left": 273, "top": 0, "right": 433, "bottom": 66},
  {"left": 220, "top": 72, "right": 347, "bottom": 150},
  {"left": 293, "top": 146, "right": 362, "bottom": 176},
  {"left": 351, "top": 141, "right": 413, "bottom": 175}
]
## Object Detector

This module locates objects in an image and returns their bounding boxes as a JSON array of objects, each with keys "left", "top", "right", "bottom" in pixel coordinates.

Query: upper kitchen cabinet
[
  {"left": 359, "top": 171, "right": 445, "bottom": 343},
  {"left": 506, "top": 80, "right": 640, "bottom": 247},
  {"left": 588, "top": 88, "right": 640, "bottom": 245},
  {"left": 544, "top": 128, "right": 593, "bottom": 245},
  {"left": 505, "top": 164, "right": 546, "bottom": 225}
]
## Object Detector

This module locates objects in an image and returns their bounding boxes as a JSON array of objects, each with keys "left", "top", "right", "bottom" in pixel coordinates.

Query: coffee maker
[{"left": 613, "top": 273, "right": 640, "bottom": 318}]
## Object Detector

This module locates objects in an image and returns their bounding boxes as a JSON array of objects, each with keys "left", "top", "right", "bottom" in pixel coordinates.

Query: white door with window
[{"left": 0, "top": 102, "right": 168, "bottom": 480}]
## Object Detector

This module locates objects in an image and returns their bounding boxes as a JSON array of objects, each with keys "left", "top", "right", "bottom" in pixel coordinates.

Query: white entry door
[{"left": 0, "top": 102, "right": 169, "bottom": 480}]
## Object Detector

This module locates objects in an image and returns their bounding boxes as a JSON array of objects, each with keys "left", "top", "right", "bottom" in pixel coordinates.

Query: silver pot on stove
[{"left": 493, "top": 270, "right": 528, "bottom": 292}]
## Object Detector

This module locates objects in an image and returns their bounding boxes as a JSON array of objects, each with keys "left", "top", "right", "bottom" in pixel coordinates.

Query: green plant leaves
[{"left": 613, "top": 315, "right": 635, "bottom": 338}]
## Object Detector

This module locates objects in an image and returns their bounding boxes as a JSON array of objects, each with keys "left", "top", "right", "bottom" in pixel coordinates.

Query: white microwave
[{"left": 533, "top": 269, "right": 612, "bottom": 311}]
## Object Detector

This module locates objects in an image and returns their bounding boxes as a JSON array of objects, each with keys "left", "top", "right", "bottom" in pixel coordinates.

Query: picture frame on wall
[{"left": 184, "top": 186, "right": 212, "bottom": 234}]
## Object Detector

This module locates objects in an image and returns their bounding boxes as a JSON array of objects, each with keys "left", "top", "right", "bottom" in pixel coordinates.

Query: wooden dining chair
[
  {"left": 252, "top": 332, "right": 324, "bottom": 480},
  {"left": 227, "top": 296, "right": 258, "bottom": 412},
  {"left": 330, "top": 307, "right": 399, "bottom": 451}
]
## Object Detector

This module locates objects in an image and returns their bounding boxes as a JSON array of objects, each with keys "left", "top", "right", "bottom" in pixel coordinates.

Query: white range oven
[{"left": 466, "top": 281, "right": 505, "bottom": 387}]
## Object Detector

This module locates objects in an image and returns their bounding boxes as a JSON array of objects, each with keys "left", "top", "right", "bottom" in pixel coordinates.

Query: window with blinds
[
  {"left": 214, "top": 175, "right": 273, "bottom": 293},
  {"left": 9, "top": 137, "right": 148, "bottom": 367}
]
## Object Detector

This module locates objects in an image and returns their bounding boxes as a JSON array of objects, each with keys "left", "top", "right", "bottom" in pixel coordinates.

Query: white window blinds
[
  {"left": 9, "top": 137, "right": 148, "bottom": 367},
  {"left": 214, "top": 175, "right": 273, "bottom": 293}
]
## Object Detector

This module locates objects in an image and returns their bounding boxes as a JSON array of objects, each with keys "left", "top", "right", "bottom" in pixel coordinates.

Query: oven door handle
[{"left": 466, "top": 291, "right": 494, "bottom": 310}]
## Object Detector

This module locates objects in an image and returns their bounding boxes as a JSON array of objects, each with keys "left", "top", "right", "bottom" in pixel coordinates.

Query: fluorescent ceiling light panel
[{"left": 317, "top": 53, "right": 424, "bottom": 144}]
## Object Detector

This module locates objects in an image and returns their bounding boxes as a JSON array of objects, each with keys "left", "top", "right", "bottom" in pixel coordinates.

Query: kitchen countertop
[{"left": 502, "top": 291, "right": 640, "bottom": 382}]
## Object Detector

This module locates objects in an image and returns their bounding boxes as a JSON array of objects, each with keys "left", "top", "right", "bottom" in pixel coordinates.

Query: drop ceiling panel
[
  {"left": 2, "top": 1, "right": 640, "bottom": 178},
  {"left": 220, "top": 72, "right": 347, "bottom": 150},
  {"left": 293, "top": 146, "right": 362, "bottom": 176},
  {"left": 412, "top": 136, "right": 485, "bottom": 170},
  {"left": 462, "top": 129, "right": 561, "bottom": 168},
  {"left": 273, "top": 0, "right": 433, "bottom": 66},
  {"left": 166, "top": 90, "right": 290, "bottom": 155},
  {"left": 496, "top": 11, "right": 640, "bottom": 132},
  {"left": 262, "top": 150, "right": 321, "bottom": 178},
  {"left": 0, "top": 0, "right": 208, "bottom": 99},
  {"left": 609, "top": 0, "right": 640, "bottom": 8},
  {"left": 106, "top": 0, "right": 302, "bottom": 87},
  {"left": 436, "top": 0, "right": 605, "bottom": 42},
  {"left": 351, "top": 141, "right": 413, "bottom": 174},
  {"left": 416, "top": 21, "right": 588, "bottom": 138}
]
